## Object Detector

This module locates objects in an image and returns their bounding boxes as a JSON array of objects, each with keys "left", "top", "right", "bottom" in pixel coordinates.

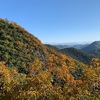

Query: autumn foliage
[{"left": 0, "top": 19, "right": 100, "bottom": 99}]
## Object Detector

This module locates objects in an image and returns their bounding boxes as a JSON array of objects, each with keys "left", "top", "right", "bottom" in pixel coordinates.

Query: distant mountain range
[{"left": 53, "top": 44, "right": 89, "bottom": 49}]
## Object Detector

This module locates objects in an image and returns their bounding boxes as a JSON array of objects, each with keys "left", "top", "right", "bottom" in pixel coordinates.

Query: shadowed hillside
[
  {"left": 82, "top": 41, "right": 100, "bottom": 52},
  {"left": 61, "top": 48, "right": 94, "bottom": 64},
  {"left": 82, "top": 41, "right": 100, "bottom": 58}
]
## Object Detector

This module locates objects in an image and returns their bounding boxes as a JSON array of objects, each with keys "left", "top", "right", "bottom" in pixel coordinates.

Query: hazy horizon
[{"left": 44, "top": 41, "right": 91, "bottom": 45}]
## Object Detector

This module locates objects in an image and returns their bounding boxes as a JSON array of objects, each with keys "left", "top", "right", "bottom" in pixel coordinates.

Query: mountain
[
  {"left": 61, "top": 48, "right": 94, "bottom": 64},
  {"left": 0, "top": 18, "right": 100, "bottom": 99},
  {"left": 82, "top": 41, "right": 100, "bottom": 52},
  {"left": 82, "top": 41, "right": 100, "bottom": 58}
]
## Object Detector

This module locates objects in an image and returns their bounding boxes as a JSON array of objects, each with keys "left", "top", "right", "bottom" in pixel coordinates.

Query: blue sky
[{"left": 0, "top": 0, "right": 100, "bottom": 44}]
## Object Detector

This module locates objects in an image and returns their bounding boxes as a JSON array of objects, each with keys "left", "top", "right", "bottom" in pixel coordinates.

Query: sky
[{"left": 0, "top": 0, "right": 100, "bottom": 44}]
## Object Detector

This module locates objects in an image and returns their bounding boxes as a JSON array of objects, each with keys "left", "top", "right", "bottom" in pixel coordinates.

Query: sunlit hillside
[{"left": 0, "top": 19, "right": 100, "bottom": 100}]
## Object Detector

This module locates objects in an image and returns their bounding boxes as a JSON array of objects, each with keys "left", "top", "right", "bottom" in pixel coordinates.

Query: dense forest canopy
[{"left": 0, "top": 18, "right": 100, "bottom": 100}]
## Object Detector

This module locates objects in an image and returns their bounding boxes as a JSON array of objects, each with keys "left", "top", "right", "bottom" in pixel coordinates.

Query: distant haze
[{"left": 46, "top": 42, "right": 91, "bottom": 45}]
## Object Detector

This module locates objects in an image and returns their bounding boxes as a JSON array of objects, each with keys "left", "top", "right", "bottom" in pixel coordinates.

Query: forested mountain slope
[{"left": 0, "top": 18, "right": 47, "bottom": 73}]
